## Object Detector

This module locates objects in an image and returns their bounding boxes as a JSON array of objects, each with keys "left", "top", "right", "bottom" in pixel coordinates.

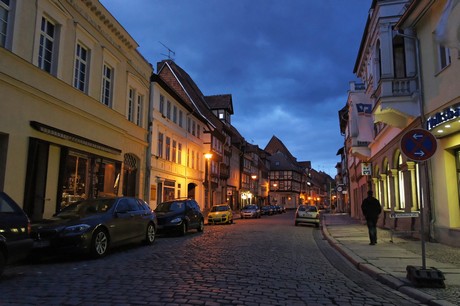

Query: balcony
[
  {"left": 373, "top": 77, "right": 420, "bottom": 128},
  {"left": 347, "top": 137, "right": 371, "bottom": 160}
]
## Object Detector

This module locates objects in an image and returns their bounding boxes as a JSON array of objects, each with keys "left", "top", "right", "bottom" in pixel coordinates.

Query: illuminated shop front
[{"left": 23, "top": 122, "right": 127, "bottom": 221}]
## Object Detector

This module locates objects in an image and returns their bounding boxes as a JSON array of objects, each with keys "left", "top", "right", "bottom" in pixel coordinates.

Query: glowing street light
[{"left": 204, "top": 153, "right": 213, "bottom": 210}]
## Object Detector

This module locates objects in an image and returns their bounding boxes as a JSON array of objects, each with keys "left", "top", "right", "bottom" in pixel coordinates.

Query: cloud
[{"left": 100, "top": 0, "right": 370, "bottom": 176}]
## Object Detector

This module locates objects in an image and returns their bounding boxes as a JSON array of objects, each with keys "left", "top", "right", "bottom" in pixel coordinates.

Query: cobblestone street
[{"left": 0, "top": 212, "right": 425, "bottom": 305}]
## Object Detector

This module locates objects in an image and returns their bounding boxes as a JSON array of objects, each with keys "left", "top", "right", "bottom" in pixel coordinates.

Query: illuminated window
[{"left": 398, "top": 154, "right": 405, "bottom": 209}]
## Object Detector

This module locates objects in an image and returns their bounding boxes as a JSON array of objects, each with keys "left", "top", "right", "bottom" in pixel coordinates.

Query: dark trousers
[{"left": 366, "top": 218, "right": 378, "bottom": 243}]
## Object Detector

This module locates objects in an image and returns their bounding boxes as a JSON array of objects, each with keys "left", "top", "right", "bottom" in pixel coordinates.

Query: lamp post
[
  {"left": 204, "top": 153, "right": 213, "bottom": 210},
  {"left": 251, "top": 174, "right": 257, "bottom": 205}
]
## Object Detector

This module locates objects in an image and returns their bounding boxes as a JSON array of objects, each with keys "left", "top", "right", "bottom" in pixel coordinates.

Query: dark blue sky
[{"left": 100, "top": 0, "right": 371, "bottom": 176}]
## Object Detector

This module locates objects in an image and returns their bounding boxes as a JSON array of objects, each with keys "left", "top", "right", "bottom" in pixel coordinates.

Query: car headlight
[
  {"left": 170, "top": 217, "right": 182, "bottom": 224},
  {"left": 63, "top": 224, "right": 91, "bottom": 234}
]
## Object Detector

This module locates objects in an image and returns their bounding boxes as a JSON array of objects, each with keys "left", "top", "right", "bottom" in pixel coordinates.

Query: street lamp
[{"left": 204, "top": 153, "right": 213, "bottom": 210}]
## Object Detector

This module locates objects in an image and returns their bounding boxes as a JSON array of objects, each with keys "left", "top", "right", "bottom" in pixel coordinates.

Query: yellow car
[{"left": 207, "top": 204, "right": 233, "bottom": 224}]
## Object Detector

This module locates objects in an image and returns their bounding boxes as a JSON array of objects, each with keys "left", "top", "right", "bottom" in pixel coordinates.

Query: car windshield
[
  {"left": 58, "top": 198, "right": 116, "bottom": 216},
  {"left": 211, "top": 206, "right": 229, "bottom": 212},
  {"left": 155, "top": 201, "right": 185, "bottom": 212},
  {"left": 243, "top": 205, "right": 257, "bottom": 210},
  {"left": 306, "top": 206, "right": 317, "bottom": 212}
]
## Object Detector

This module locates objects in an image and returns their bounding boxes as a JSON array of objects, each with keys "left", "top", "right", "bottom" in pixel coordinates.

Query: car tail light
[{"left": 27, "top": 221, "right": 31, "bottom": 234}]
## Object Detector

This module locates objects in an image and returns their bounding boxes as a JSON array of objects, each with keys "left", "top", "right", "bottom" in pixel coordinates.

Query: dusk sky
[{"left": 99, "top": 0, "right": 371, "bottom": 176}]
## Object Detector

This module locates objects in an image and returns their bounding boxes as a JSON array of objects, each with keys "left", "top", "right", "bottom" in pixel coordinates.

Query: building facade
[
  {"left": 398, "top": 0, "right": 460, "bottom": 246},
  {"left": 0, "top": 0, "right": 151, "bottom": 221}
]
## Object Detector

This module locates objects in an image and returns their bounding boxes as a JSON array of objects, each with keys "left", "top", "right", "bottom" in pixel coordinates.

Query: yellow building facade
[{"left": 0, "top": 0, "right": 152, "bottom": 221}]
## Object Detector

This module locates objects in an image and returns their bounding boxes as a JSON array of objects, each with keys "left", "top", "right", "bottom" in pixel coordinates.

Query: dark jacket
[{"left": 361, "top": 196, "right": 382, "bottom": 221}]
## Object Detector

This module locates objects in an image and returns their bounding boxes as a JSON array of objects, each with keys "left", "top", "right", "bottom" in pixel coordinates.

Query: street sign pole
[{"left": 401, "top": 128, "right": 445, "bottom": 287}]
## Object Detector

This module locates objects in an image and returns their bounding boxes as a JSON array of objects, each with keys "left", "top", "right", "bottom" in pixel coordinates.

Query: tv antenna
[{"left": 159, "top": 41, "right": 176, "bottom": 61}]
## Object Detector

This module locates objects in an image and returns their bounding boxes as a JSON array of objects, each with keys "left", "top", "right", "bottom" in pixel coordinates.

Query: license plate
[{"left": 33, "top": 240, "right": 50, "bottom": 248}]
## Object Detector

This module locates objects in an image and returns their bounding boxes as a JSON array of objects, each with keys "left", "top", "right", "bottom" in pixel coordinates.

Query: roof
[
  {"left": 205, "top": 94, "right": 234, "bottom": 114},
  {"left": 264, "top": 135, "right": 297, "bottom": 164}
]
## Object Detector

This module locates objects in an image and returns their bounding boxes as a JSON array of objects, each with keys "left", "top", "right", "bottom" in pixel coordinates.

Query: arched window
[
  {"left": 386, "top": 162, "right": 392, "bottom": 210},
  {"left": 398, "top": 153, "right": 405, "bottom": 209}
]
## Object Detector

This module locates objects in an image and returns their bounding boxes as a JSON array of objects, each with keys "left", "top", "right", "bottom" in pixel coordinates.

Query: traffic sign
[{"left": 400, "top": 129, "right": 437, "bottom": 161}]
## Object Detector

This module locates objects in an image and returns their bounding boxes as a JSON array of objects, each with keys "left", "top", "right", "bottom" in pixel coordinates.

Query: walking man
[{"left": 361, "top": 190, "right": 382, "bottom": 245}]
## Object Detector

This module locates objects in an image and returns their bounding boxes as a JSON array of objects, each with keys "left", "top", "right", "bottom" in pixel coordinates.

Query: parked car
[
  {"left": 30, "top": 197, "right": 157, "bottom": 258},
  {"left": 155, "top": 199, "right": 204, "bottom": 235},
  {"left": 0, "top": 192, "right": 33, "bottom": 276},
  {"left": 261, "top": 206, "right": 273, "bottom": 216},
  {"left": 295, "top": 205, "right": 320, "bottom": 227},
  {"left": 207, "top": 204, "right": 233, "bottom": 224},
  {"left": 240, "top": 205, "right": 260, "bottom": 219}
]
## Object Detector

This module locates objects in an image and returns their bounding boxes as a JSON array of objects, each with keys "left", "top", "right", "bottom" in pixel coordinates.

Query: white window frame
[
  {"left": 136, "top": 94, "right": 143, "bottom": 127},
  {"left": 101, "top": 63, "right": 113, "bottom": 107},
  {"left": 127, "top": 88, "right": 135, "bottom": 122},
  {"left": 74, "top": 42, "right": 89, "bottom": 92},
  {"left": 0, "top": 0, "right": 14, "bottom": 49},
  {"left": 38, "top": 16, "right": 56, "bottom": 74},
  {"left": 438, "top": 44, "right": 451, "bottom": 71}
]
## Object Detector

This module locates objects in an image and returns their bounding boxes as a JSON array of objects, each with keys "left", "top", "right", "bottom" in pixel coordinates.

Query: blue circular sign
[{"left": 400, "top": 129, "right": 437, "bottom": 161}]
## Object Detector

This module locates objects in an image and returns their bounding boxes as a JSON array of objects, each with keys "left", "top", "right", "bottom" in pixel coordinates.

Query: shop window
[
  {"left": 456, "top": 150, "right": 460, "bottom": 206},
  {"left": 386, "top": 163, "right": 392, "bottom": 209},
  {"left": 164, "top": 180, "right": 175, "bottom": 201},
  {"left": 61, "top": 151, "right": 120, "bottom": 207}
]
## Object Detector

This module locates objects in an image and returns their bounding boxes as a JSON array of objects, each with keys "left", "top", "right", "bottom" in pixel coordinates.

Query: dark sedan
[
  {"left": 155, "top": 199, "right": 204, "bottom": 236},
  {"left": 30, "top": 197, "right": 157, "bottom": 258},
  {"left": 0, "top": 192, "right": 33, "bottom": 276}
]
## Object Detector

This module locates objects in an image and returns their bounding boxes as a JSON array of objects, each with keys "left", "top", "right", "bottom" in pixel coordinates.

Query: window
[
  {"left": 136, "top": 94, "right": 143, "bottom": 127},
  {"left": 172, "top": 140, "right": 177, "bottom": 163},
  {"left": 101, "top": 64, "right": 113, "bottom": 106},
  {"left": 398, "top": 154, "right": 405, "bottom": 209},
  {"left": 166, "top": 100, "right": 171, "bottom": 119},
  {"left": 179, "top": 110, "right": 183, "bottom": 127},
  {"left": 157, "top": 132, "right": 164, "bottom": 158},
  {"left": 187, "top": 118, "right": 191, "bottom": 133},
  {"left": 159, "top": 95, "right": 165, "bottom": 115},
  {"left": 0, "top": 0, "right": 12, "bottom": 48},
  {"left": 192, "top": 120, "right": 196, "bottom": 136},
  {"left": 165, "top": 137, "right": 171, "bottom": 161},
  {"left": 386, "top": 163, "right": 392, "bottom": 210},
  {"left": 38, "top": 16, "right": 56, "bottom": 73},
  {"left": 173, "top": 106, "right": 177, "bottom": 123},
  {"left": 128, "top": 88, "right": 134, "bottom": 121},
  {"left": 438, "top": 44, "right": 451, "bottom": 71},
  {"left": 191, "top": 151, "right": 195, "bottom": 169},
  {"left": 178, "top": 143, "right": 182, "bottom": 165},
  {"left": 74, "top": 43, "right": 89, "bottom": 92},
  {"left": 197, "top": 125, "right": 201, "bottom": 139}
]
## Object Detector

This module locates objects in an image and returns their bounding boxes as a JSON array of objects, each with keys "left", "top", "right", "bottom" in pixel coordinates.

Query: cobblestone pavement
[{"left": 0, "top": 211, "right": 426, "bottom": 305}]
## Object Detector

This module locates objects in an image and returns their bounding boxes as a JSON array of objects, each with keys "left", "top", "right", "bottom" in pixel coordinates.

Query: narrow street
[{"left": 0, "top": 211, "right": 424, "bottom": 305}]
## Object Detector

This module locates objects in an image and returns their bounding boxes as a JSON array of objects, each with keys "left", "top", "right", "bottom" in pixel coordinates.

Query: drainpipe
[{"left": 145, "top": 73, "right": 155, "bottom": 202}]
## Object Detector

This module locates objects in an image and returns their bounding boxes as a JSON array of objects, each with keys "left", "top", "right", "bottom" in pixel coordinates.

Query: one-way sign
[{"left": 400, "top": 129, "right": 437, "bottom": 161}]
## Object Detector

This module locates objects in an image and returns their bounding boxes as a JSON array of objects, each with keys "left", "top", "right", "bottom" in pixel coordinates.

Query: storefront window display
[{"left": 61, "top": 151, "right": 121, "bottom": 207}]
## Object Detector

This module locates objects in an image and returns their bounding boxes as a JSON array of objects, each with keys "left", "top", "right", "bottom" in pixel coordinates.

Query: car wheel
[
  {"left": 0, "top": 251, "right": 6, "bottom": 276},
  {"left": 91, "top": 228, "right": 109, "bottom": 258},
  {"left": 144, "top": 223, "right": 156, "bottom": 245},
  {"left": 179, "top": 222, "right": 188, "bottom": 236},
  {"left": 197, "top": 219, "right": 204, "bottom": 232}
]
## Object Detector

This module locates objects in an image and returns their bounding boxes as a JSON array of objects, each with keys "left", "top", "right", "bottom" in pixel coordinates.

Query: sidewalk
[{"left": 321, "top": 213, "right": 460, "bottom": 306}]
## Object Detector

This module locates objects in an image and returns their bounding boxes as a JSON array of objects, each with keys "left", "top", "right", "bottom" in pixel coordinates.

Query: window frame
[
  {"left": 101, "top": 63, "right": 114, "bottom": 107},
  {"left": 73, "top": 42, "right": 90, "bottom": 93},
  {"left": 38, "top": 16, "right": 57, "bottom": 74}
]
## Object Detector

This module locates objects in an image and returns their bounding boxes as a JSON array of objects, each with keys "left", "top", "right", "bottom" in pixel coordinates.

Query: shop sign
[
  {"left": 426, "top": 102, "right": 460, "bottom": 131},
  {"left": 361, "top": 163, "right": 372, "bottom": 175}
]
